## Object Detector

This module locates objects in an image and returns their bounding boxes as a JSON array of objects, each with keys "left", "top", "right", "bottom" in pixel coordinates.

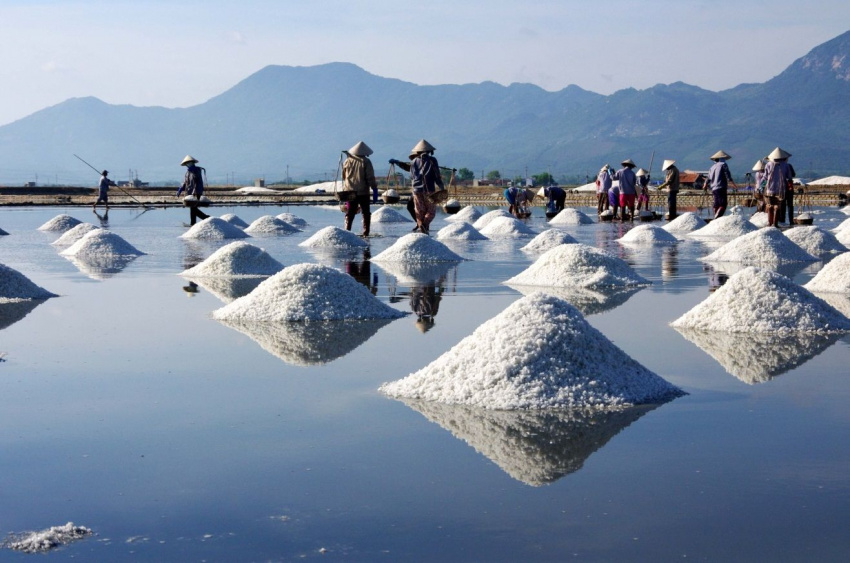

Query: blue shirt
[
  {"left": 708, "top": 160, "right": 733, "bottom": 192},
  {"left": 504, "top": 187, "right": 519, "bottom": 205},
  {"left": 411, "top": 154, "right": 443, "bottom": 193},
  {"left": 614, "top": 168, "right": 637, "bottom": 195}
]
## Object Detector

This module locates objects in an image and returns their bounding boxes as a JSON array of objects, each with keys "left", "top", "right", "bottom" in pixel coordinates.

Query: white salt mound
[
  {"left": 840, "top": 205, "right": 850, "bottom": 215},
  {"left": 446, "top": 206, "right": 483, "bottom": 224},
  {"left": 372, "top": 233, "right": 464, "bottom": 262},
  {"left": 832, "top": 217, "right": 850, "bottom": 233},
  {"left": 837, "top": 229, "right": 850, "bottom": 246},
  {"left": 436, "top": 222, "right": 488, "bottom": 241},
  {"left": 729, "top": 206, "right": 747, "bottom": 216},
  {"left": 619, "top": 224, "right": 678, "bottom": 244},
  {"left": 244, "top": 215, "right": 299, "bottom": 235},
  {"left": 298, "top": 226, "right": 369, "bottom": 249},
  {"left": 60, "top": 229, "right": 145, "bottom": 257},
  {"left": 219, "top": 213, "right": 249, "bottom": 228},
  {"left": 51, "top": 223, "right": 100, "bottom": 246},
  {"left": 4, "top": 522, "right": 93, "bottom": 553},
  {"left": 38, "top": 214, "right": 82, "bottom": 232},
  {"left": 521, "top": 229, "right": 578, "bottom": 252},
  {"left": 181, "top": 242, "right": 283, "bottom": 277},
  {"left": 687, "top": 214, "right": 758, "bottom": 238},
  {"left": 181, "top": 217, "right": 250, "bottom": 240},
  {"left": 701, "top": 228, "right": 818, "bottom": 264},
  {"left": 548, "top": 208, "right": 593, "bottom": 226},
  {"left": 372, "top": 206, "right": 412, "bottom": 223},
  {"left": 0, "top": 263, "right": 58, "bottom": 302},
  {"left": 212, "top": 263, "right": 406, "bottom": 322},
  {"left": 749, "top": 212, "right": 770, "bottom": 228},
  {"left": 380, "top": 292, "right": 684, "bottom": 410},
  {"left": 670, "top": 267, "right": 850, "bottom": 333},
  {"left": 479, "top": 216, "right": 535, "bottom": 238},
  {"left": 804, "top": 253, "right": 850, "bottom": 293},
  {"left": 784, "top": 226, "right": 847, "bottom": 256},
  {"left": 664, "top": 212, "right": 707, "bottom": 234},
  {"left": 506, "top": 244, "right": 649, "bottom": 288},
  {"left": 472, "top": 209, "right": 513, "bottom": 230},
  {"left": 275, "top": 212, "right": 308, "bottom": 228}
]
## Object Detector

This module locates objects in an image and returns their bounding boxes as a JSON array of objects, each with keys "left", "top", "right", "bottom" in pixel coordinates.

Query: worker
[
  {"left": 613, "top": 158, "right": 638, "bottom": 221},
  {"left": 93, "top": 170, "right": 115, "bottom": 211},
  {"left": 177, "top": 155, "right": 210, "bottom": 226},
  {"left": 707, "top": 150, "right": 739, "bottom": 219},
  {"left": 658, "top": 159, "right": 680, "bottom": 219},
  {"left": 389, "top": 139, "right": 444, "bottom": 234},
  {"left": 596, "top": 164, "right": 612, "bottom": 214},
  {"left": 341, "top": 141, "right": 378, "bottom": 237}
]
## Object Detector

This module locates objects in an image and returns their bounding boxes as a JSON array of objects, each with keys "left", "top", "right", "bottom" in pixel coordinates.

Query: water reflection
[
  {"left": 376, "top": 261, "right": 457, "bottom": 286},
  {"left": 344, "top": 249, "right": 378, "bottom": 295},
  {"left": 183, "top": 277, "right": 264, "bottom": 303},
  {"left": 674, "top": 327, "right": 840, "bottom": 384},
  {"left": 409, "top": 279, "right": 445, "bottom": 332},
  {"left": 661, "top": 245, "right": 679, "bottom": 281},
  {"left": 215, "top": 318, "right": 394, "bottom": 366},
  {"left": 64, "top": 254, "right": 139, "bottom": 280},
  {"left": 0, "top": 300, "right": 48, "bottom": 331},
  {"left": 703, "top": 261, "right": 810, "bottom": 284},
  {"left": 506, "top": 284, "right": 642, "bottom": 316},
  {"left": 398, "top": 399, "right": 661, "bottom": 486},
  {"left": 810, "top": 292, "right": 850, "bottom": 319},
  {"left": 91, "top": 209, "right": 109, "bottom": 228}
]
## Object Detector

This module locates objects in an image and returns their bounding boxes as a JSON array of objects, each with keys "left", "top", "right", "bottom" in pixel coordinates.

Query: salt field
[{"left": 2, "top": 203, "right": 850, "bottom": 561}]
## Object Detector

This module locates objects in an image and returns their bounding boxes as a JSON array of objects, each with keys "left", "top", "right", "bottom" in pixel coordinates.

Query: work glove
[
  {"left": 389, "top": 159, "right": 399, "bottom": 165},
  {"left": 372, "top": 187, "right": 379, "bottom": 203}
]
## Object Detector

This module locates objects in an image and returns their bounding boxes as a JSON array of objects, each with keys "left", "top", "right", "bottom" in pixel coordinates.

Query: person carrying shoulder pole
[
  {"left": 707, "top": 150, "right": 739, "bottom": 219},
  {"left": 93, "top": 170, "right": 115, "bottom": 210},
  {"left": 176, "top": 155, "right": 210, "bottom": 226},
  {"left": 342, "top": 141, "right": 378, "bottom": 237},
  {"left": 389, "top": 139, "right": 443, "bottom": 235}
]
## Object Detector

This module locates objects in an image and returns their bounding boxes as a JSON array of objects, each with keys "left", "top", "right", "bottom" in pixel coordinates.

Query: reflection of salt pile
[
  {"left": 663, "top": 212, "right": 706, "bottom": 235},
  {"left": 671, "top": 267, "right": 850, "bottom": 333},
  {"left": 275, "top": 212, "right": 308, "bottom": 228},
  {"left": 376, "top": 261, "right": 456, "bottom": 285},
  {"left": 701, "top": 228, "right": 818, "bottom": 264},
  {"left": 435, "top": 222, "right": 488, "bottom": 241},
  {"left": 51, "top": 223, "right": 100, "bottom": 246},
  {"left": 749, "top": 212, "right": 770, "bottom": 228},
  {"left": 0, "top": 300, "right": 45, "bottom": 330},
  {"left": 180, "top": 241, "right": 283, "bottom": 277},
  {"left": 472, "top": 209, "right": 512, "bottom": 230},
  {"left": 216, "top": 318, "right": 393, "bottom": 366},
  {"left": 785, "top": 226, "right": 847, "bottom": 256},
  {"left": 521, "top": 229, "right": 578, "bottom": 252},
  {"left": 508, "top": 284, "right": 641, "bottom": 316},
  {"left": 188, "top": 277, "right": 264, "bottom": 303},
  {"left": 445, "top": 206, "right": 482, "bottom": 224},
  {"left": 299, "top": 226, "right": 368, "bottom": 249},
  {"left": 381, "top": 293, "right": 684, "bottom": 409},
  {"left": 372, "top": 206, "right": 412, "bottom": 223},
  {"left": 181, "top": 218, "right": 250, "bottom": 240},
  {"left": 478, "top": 216, "right": 535, "bottom": 238},
  {"left": 372, "top": 233, "right": 464, "bottom": 262},
  {"left": 60, "top": 230, "right": 145, "bottom": 257},
  {"left": 219, "top": 214, "right": 249, "bottom": 228},
  {"left": 0, "top": 227, "right": 8, "bottom": 236},
  {"left": 244, "top": 215, "right": 299, "bottom": 235},
  {"left": 0, "top": 263, "right": 57, "bottom": 302},
  {"left": 619, "top": 224, "right": 678, "bottom": 244},
  {"left": 548, "top": 208, "right": 593, "bottom": 226},
  {"left": 506, "top": 244, "right": 649, "bottom": 288},
  {"left": 687, "top": 214, "right": 757, "bottom": 239},
  {"left": 63, "top": 255, "right": 139, "bottom": 280},
  {"left": 4, "top": 522, "right": 92, "bottom": 554},
  {"left": 399, "top": 399, "right": 660, "bottom": 485},
  {"left": 38, "top": 214, "right": 82, "bottom": 232},
  {"left": 212, "top": 263, "right": 405, "bottom": 321},
  {"left": 804, "top": 253, "right": 850, "bottom": 293},
  {"left": 675, "top": 328, "right": 839, "bottom": 385}
]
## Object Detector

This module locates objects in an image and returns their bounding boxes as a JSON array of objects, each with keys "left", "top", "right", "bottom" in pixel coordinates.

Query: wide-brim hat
[
  {"left": 409, "top": 139, "right": 436, "bottom": 159},
  {"left": 662, "top": 159, "right": 675, "bottom": 171},
  {"left": 101, "top": 170, "right": 108, "bottom": 176},
  {"left": 537, "top": 187, "right": 547, "bottom": 197},
  {"left": 181, "top": 155, "right": 199, "bottom": 166},
  {"left": 636, "top": 168, "right": 648, "bottom": 177},
  {"left": 710, "top": 150, "right": 731, "bottom": 161},
  {"left": 767, "top": 147, "right": 792, "bottom": 161},
  {"left": 621, "top": 158, "right": 636, "bottom": 168},
  {"left": 348, "top": 141, "right": 373, "bottom": 157},
  {"left": 600, "top": 164, "right": 610, "bottom": 172},
  {"left": 752, "top": 160, "right": 765, "bottom": 172}
]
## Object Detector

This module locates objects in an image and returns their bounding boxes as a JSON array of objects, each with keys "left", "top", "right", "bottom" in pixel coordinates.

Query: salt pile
[
  {"left": 38, "top": 214, "right": 81, "bottom": 232},
  {"left": 299, "top": 226, "right": 368, "bottom": 249},
  {"left": 445, "top": 206, "right": 482, "bottom": 224},
  {"left": 837, "top": 229, "right": 850, "bottom": 246},
  {"left": 3, "top": 522, "right": 92, "bottom": 553},
  {"left": 841, "top": 205, "right": 850, "bottom": 215},
  {"left": 472, "top": 209, "right": 512, "bottom": 230},
  {"left": 0, "top": 263, "right": 58, "bottom": 302},
  {"left": 784, "top": 226, "right": 847, "bottom": 256},
  {"left": 372, "top": 233, "right": 464, "bottom": 262},
  {"left": 180, "top": 241, "right": 283, "bottom": 277},
  {"left": 804, "top": 253, "right": 850, "bottom": 293},
  {"left": 380, "top": 292, "right": 684, "bottom": 410},
  {"left": 663, "top": 212, "right": 706, "bottom": 234},
  {"left": 0, "top": 227, "right": 8, "bottom": 236},
  {"left": 51, "top": 223, "right": 100, "bottom": 246},
  {"left": 478, "top": 216, "right": 535, "bottom": 238},
  {"left": 832, "top": 218, "right": 850, "bottom": 233},
  {"left": 749, "top": 212, "right": 770, "bottom": 228},
  {"left": 244, "top": 215, "right": 300, "bottom": 235},
  {"left": 521, "top": 229, "right": 578, "bottom": 253},
  {"left": 701, "top": 228, "right": 818, "bottom": 264},
  {"left": 181, "top": 217, "right": 250, "bottom": 240},
  {"left": 60, "top": 229, "right": 145, "bottom": 257},
  {"left": 687, "top": 214, "right": 757, "bottom": 239},
  {"left": 548, "top": 208, "right": 593, "bottom": 226},
  {"left": 219, "top": 213, "right": 249, "bottom": 228},
  {"left": 670, "top": 267, "right": 850, "bottom": 333},
  {"left": 728, "top": 206, "right": 747, "bottom": 216},
  {"left": 435, "top": 222, "right": 488, "bottom": 241},
  {"left": 212, "top": 263, "right": 406, "bottom": 322},
  {"left": 275, "top": 212, "right": 308, "bottom": 228},
  {"left": 506, "top": 244, "right": 649, "bottom": 288},
  {"left": 619, "top": 224, "right": 678, "bottom": 244},
  {"left": 372, "top": 206, "right": 412, "bottom": 223}
]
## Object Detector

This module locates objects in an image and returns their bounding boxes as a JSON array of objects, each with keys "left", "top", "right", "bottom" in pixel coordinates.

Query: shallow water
[{"left": 1, "top": 204, "right": 849, "bottom": 561}]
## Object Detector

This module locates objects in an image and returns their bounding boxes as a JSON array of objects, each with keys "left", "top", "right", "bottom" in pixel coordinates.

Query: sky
[{"left": 0, "top": 0, "right": 849, "bottom": 127}]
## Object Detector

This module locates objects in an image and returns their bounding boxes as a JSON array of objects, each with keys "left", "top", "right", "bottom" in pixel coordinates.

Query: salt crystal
[
  {"left": 371, "top": 206, "right": 413, "bottom": 223},
  {"left": 478, "top": 216, "right": 535, "bottom": 238},
  {"left": 445, "top": 206, "right": 483, "bottom": 224},
  {"left": 687, "top": 214, "right": 758, "bottom": 239},
  {"left": 38, "top": 214, "right": 81, "bottom": 232},
  {"left": 181, "top": 241, "right": 283, "bottom": 277},
  {"left": 749, "top": 212, "right": 770, "bottom": 228},
  {"left": 472, "top": 209, "right": 512, "bottom": 230},
  {"left": 701, "top": 228, "right": 818, "bottom": 264},
  {"left": 435, "top": 222, "right": 488, "bottom": 241},
  {"left": 663, "top": 212, "right": 706, "bottom": 234},
  {"left": 275, "top": 213, "right": 308, "bottom": 228},
  {"left": 804, "top": 253, "right": 850, "bottom": 293},
  {"left": 618, "top": 224, "right": 678, "bottom": 244},
  {"left": 521, "top": 229, "right": 578, "bottom": 252},
  {"left": 548, "top": 208, "right": 593, "bottom": 226},
  {"left": 784, "top": 226, "right": 847, "bottom": 256},
  {"left": 51, "top": 223, "right": 100, "bottom": 246},
  {"left": 181, "top": 218, "right": 250, "bottom": 240},
  {"left": 0, "top": 263, "right": 57, "bottom": 302},
  {"left": 299, "top": 226, "right": 368, "bottom": 249},
  {"left": 219, "top": 214, "right": 249, "bottom": 228},
  {"left": 837, "top": 229, "right": 850, "bottom": 246},
  {"left": 60, "top": 229, "right": 145, "bottom": 257},
  {"left": 372, "top": 233, "right": 464, "bottom": 263},
  {"left": 832, "top": 217, "right": 850, "bottom": 233},
  {"left": 5, "top": 522, "right": 92, "bottom": 553},
  {"left": 506, "top": 244, "right": 649, "bottom": 288},
  {"left": 244, "top": 215, "right": 299, "bottom": 235}
]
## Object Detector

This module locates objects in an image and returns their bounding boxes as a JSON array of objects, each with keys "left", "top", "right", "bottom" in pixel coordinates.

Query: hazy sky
[{"left": 1, "top": 0, "right": 848, "bottom": 126}]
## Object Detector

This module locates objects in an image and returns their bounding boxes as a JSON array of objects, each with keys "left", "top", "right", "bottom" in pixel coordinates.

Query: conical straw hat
[
  {"left": 181, "top": 155, "right": 199, "bottom": 166},
  {"left": 662, "top": 159, "right": 675, "bottom": 171},
  {"left": 621, "top": 158, "right": 636, "bottom": 168},
  {"left": 348, "top": 141, "right": 373, "bottom": 157},
  {"left": 710, "top": 150, "right": 731, "bottom": 161},
  {"left": 752, "top": 160, "right": 765, "bottom": 172},
  {"left": 636, "top": 168, "right": 648, "bottom": 177},
  {"left": 410, "top": 139, "right": 436, "bottom": 156},
  {"left": 600, "top": 164, "right": 610, "bottom": 172},
  {"left": 767, "top": 147, "right": 792, "bottom": 161}
]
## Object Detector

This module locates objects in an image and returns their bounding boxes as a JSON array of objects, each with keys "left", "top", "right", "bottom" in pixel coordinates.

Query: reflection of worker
[
  {"left": 410, "top": 278, "right": 444, "bottom": 333},
  {"left": 177, "top": 155, "right": 210, "bottom": 225},
  {"left": 345, "top": 250, "right": 378, "bottom": 295},
  {"left": 93, "top": 170, "right": 115, "bottom": 210}
]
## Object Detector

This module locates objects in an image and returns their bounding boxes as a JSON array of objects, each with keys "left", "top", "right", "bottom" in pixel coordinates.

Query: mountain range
[{"left": 1, "top": 30, "right": 849, "bottom": 185}]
